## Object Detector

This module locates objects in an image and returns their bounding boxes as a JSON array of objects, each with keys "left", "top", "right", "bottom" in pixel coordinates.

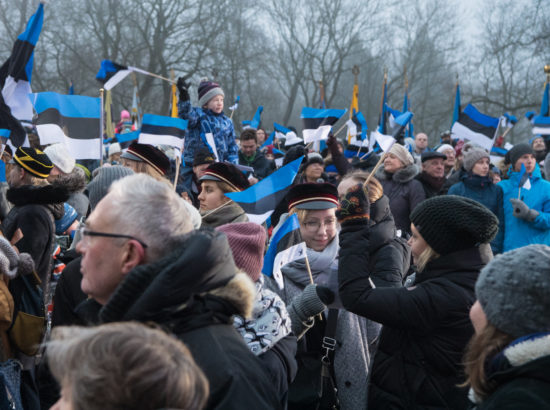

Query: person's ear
[{"left": 120, "top": 240, "right": 146, "bottom": 274}]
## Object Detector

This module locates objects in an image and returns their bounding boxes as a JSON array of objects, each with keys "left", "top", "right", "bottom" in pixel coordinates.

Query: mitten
[
  {"left": 336, "top": 183, "right": 370, "bottom": 225},
  {"left": 176, "top": 77, "right": 190, "bottom": 102},
  {"left": 510, "top": 198, "right": 539, "bottom": 222}
]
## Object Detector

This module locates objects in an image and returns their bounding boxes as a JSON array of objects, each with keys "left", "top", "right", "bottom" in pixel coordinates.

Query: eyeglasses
[
  {"left": 303, "top": 218, "right": 337, "bottom": 233},
  {"left": 77, "top": 227, "right": 148, "bottom": 248}
]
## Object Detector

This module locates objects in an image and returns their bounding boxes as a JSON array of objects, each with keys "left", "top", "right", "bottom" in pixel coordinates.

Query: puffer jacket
[
  {"left": 178, "top": 100, "right": 239, "bottom": 165},
  {"left": 498, "top": 164, "right": 550, "bottom": 251}
]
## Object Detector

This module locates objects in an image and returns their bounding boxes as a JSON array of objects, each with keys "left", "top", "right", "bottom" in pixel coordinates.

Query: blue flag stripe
[
  {"left": 274, "top": 122, "right": 291, "bottom": 134},
  {"left": 262, "top": 214, "right": 302, "bottom": 276},
  {"left": 116, "top": 131, "right": 139, "bottom": 143},
  {"left": 30, "top": 92, "right": 100, "bottom": 118},
  {"left": 463, "top": 104, "right": 499, "bottom": 128},
  {"left": 18, "top": 4, "right": 44, "bottom": 46},
  {"left": 96, "top": 60, "right": 128, "bottom": 82},
  {"left": 533, "top": 115, "right": 550, "bottom": 125},
  {"left": 0, "top": 129, "right": 11, "bottom": 138},
  {"left": 301, "top": 107, "right": 346, "bottom": 120},
  {"left": 142, "top": 113, "right": 187, "bottom": 130}
]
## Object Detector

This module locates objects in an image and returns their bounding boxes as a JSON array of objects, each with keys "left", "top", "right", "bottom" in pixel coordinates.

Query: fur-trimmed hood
[
  {"left": 7, "top": 184, "right": 69, "bottom": 219},
  {"left": 51, "top": 167, "right": 87, "bottom": 194},
  {"left": 99, "top": 228, "right": 256, "bottom": 325},
  {"left": 376, "top": 163, "right": 419, "bottom": 184}
]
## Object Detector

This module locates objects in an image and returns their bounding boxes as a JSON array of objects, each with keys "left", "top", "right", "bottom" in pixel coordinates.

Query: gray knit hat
[
  {"left": 198, "top": 78, "right": 224, "bottom": 107},
  {"left": 463, "top": 147, "right": 489, "bottom": 172},
  {"left": 389, "top": 143, "right": 414, "bottom": 166},
  {"left": 476, "top": 244, "right": 550, "bottom": 338},
  {"left": 87, "top": 166, "right": 134, "bottom": 210}
]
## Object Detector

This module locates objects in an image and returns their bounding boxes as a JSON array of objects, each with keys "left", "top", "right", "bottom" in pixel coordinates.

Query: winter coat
[
  {"left": 51, "top": 257, "right": 87, "bottom": 327},
  {"left": 200, "top": 201, "right": 248, "bottom": 228},
  {"left": 84, "top": 229, "right": 280, "bottom": 410},
  {"left": 498, "top": 164, "right": 550, "bottom": 251},
  {"left": 469, "top": 333, "right": 550, "bottom": 409},
  {"left": 415, "top": 171, "right": 446, "bottom": 198},
  {"left": 238, "top": 149, "right": 276, "bottom": 179},
  {"left": 52, "top": 167, "right": 89, "bottom": 218},
  {"left": 376, "top": 164, "right": 425, "bottom": 235},
  {"left": 339, "top": 241, "right": 492, "bottom": 409},
  {"left": 448, "top": 171, "right": 504, "bottom": 253},
  {"left": 178, "top": 100, "right": 239, "bottom": 165},
  {"left": 2, "top": 185, "right": 69, "bottom": 293}
]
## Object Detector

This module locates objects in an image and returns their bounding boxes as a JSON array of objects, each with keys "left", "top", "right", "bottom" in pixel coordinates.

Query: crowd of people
[{"left": 0, "top": 77, "right": 548, "bottom": 410}]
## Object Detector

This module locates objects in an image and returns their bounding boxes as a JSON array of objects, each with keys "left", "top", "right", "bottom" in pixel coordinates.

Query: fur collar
[
  {"left": 51, "top": 167, "right": 87, "bottom": 194},
  {"left": 7, "top": 184, "right": 70, "bottom": 208},
  {"left": 377, "top": 163, "right": 419, "bottom": 183},
  {"left": 503, "top": 332, "right": 550, "bottom": 368}
]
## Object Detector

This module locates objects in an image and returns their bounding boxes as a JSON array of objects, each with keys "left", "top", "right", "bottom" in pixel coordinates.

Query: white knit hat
[
  {"left": 44, "top": 143, "right": 75, "bottom": 174},
  {"left": 108, "top": 142, "right": 122, "bottom": 157},
  {"left": 389, "top": 144, "right": 414, "bottom": 166}
]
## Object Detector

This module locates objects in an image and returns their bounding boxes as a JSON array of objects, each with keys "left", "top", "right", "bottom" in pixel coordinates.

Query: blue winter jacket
[
  {"left": 498, "top": 164, "right": 550, "bottom": 252},
  {"left": 178, "top": 101, "right": 239, "bottom": 165},
  {"left": 448, "top": 171, "right": 504, "bottom": 253}
]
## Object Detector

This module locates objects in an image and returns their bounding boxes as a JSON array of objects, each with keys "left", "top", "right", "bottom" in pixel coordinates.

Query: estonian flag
[
  {"left": 29, "top": 92, "right": 101, "bottom": 159},
  {"left": 116, "top": 130, "right": 139, "bottom": 149},
  {"left": 0, "top": 3, "right": 44, "bottom": 122},
  {"left": 138, "top": 113, "right": 188, "bottom": 151},
  {"left": 242, "top": 106, "right": 263, "bottom": 130},
  {"left": 518, "top": 163, "right": 532, "bottom": 191},
  {"left": 500, "top": 112, "right": 518, "bottom": 129},
  {"left": 96, "top": 60, "right": 132, "bottom": 90},
  {"left": 451, "top": 104, "right": 499, "bottom": 151},
  {"left": 0, "top": 95, "right": 26, "bottom": 147},
  {"left": 262, "top": 213, "right": 306, "bottom": 289},
  {"left": 225, "top": 156, "right": 303, "bottom": 225},
  {"left": 274, "top": 122, "right": 302, "bottom": 146},
  {"left": 378, "top": 78, "right": 388, "bottom": 134},
  {"left": 228, "top": 95, "right": 240, "bottom": 111},
  {"left": 370, "top": 111, "right": 413, "bottom": 153},
  {"left": 301, "top": 107, "right": 346, "bottom": 143},
  {"left": 346, "top": 109, "right": 368, "bottom": 143}
]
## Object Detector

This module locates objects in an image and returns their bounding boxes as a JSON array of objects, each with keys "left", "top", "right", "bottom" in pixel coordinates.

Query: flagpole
[
  {"left": 364, "top": 152, "right": 387, "bottom": 187},
  {"left": 173, "top": 155, "right": 181, "bottom": 191},
  {"left": 303, "top": 252, "right": 322, "bottom": 321},
  {"left": 129, "top": 67, "right": 176, "bottom": 84},
  {"left": 99, "top": 88, "right": 105, "bottom": 166},
  {"left": 378, "top": 68, "right": 388, "bottom": 132}
]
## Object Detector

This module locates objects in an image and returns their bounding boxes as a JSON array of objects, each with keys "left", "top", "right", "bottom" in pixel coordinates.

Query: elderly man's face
[{"left": 76, "top": 195, "right": 130, "bottom": 305}]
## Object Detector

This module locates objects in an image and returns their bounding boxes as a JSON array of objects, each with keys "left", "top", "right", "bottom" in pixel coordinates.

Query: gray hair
[
  {"left": 106, "top": 173, "right": 194, "bottom": 261},
  {"left": 47, "top": 322, "right": 209, "bottom": 410}
]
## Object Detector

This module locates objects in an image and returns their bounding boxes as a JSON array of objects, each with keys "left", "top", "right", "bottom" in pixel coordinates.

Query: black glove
[
  {"left": 510, "top": 198, "right": 539, "bottom": 222},
  {"left": 336, "top": 183, "right": 370, "bottom": 225},
  {"left": 176, "top": 77, "right": 190, "bottom": 102}
]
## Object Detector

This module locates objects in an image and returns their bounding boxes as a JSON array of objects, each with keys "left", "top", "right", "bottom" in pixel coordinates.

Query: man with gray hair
[{"left": 72, "top": 173, "right": 279, "bottom": 409}]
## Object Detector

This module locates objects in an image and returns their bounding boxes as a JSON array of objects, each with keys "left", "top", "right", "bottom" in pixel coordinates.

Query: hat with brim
[
  {"left": 287, "top": 182, "right": 338, "bottom": 211},
  {"left": 120, "top": 142, "right": 170, "bottom": 176},
  {"left": 199, "top": 162, "right": 250, "bottom": 192}
]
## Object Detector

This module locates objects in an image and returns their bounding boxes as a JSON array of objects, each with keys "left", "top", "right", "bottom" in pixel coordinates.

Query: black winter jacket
[
  {"left": 3, "top": 185, "right": 69, "bottom": 291},
  {"left": 377, "top": 164, "right": 425, "bottom": 236},
  {"left": 338, "top": 240, "right": 491, "bottom": 409},
  {"left": 238, "top": 149, "right": 276, "bottom": 179},
  {"left": 86, "top": 229, "right": 280, "bottom": 410}
]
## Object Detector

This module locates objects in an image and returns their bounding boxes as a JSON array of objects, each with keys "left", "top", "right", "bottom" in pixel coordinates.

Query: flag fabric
[
  {"left": 170, "top": 81, "right": 178, "bottom": 118},
  {"left": 131, "top": 83, "right": 142, "bottom": 127},
  {"left": 0, "top": 95, "right": 26, "bottom": 147},
  {"left": 371, "top": 111, "right": 413, "bottom": 153},
  {"left": 451, "top": 83, "right": 461, "bottom": 128},
  {"left": 261, "top": 131, "right": 275, "bottom": 148},
  {"left": 225, "top": 156, "right": 303, "bottom": 225},
  {"left": 451, "top": 104, "right": 499, "bottom": 151},
  {"left": 347, "top": 84, "right": 359, "bottom": 143},
  {"left": 29, "top": 92, "right": 101, "bottom": 159},
  {"left": 262, "top": 213, "right": 306, "bottom": 289},
  {"left": 68, "top": 81, "right": 74, "bottom": 95},
  {"left": 500, "top": 112, "right": 518, "bottom": 129},
  {"left": 138, "top": 113, "right": 187, "bottom": 151},
  {"left": 301, "top": 107, "right": 346, "bottom": 143},
  {"left": 96, "top": 60, "right": 132, "bottom": 90},
  {"left": 403, "top": 88, "right": 414, "bottom": 139},
  {"left": 532, "top": 83, "right": 550, "bottom": 135},
  {"left": 371, "top": 130, "right": 396, "bottom": 152},
  {"left": 0, "top": 3, "right": 44, "bottom": 122},
  {"left": 242, "top": 106, "right": 263, "bottom": 130},
  {"left": 378, "top": 78, "right": 388, "bottom": 134},
  {"left": 518, "top": 163, "right": 532, "bottom": 191},
  {"left": 116, "top": 130, "right": 139, "bottom": 149},
  {"left": 274, "top": 122, "right": 302, "bottom": 146},
  {"left": 346, "top": 109, "right": 368, "bottom": 143},
  {"left": 228, "top": 96, "right": 240, "bottom": 111}
]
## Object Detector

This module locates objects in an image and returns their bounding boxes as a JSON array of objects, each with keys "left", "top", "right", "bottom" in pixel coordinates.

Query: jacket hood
[
  {"left": 7, "top": 184, "right": 70, "bottom": 214},
  {"left": 51, "top": 167, "right": 87, "bottom": 194},
  {"left": 99, "top": 228, "right": 255, "bottom": 324},
  {"left": 377, "top": 163, "right": 419, "bottom": 183}
]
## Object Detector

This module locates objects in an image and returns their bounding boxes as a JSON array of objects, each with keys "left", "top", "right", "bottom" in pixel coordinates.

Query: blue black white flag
[
  {"left": 301, "top": 107, "right": 346, "bottom": 143},
  {"left": 378, "top": 77, "right": 388, "bottom": 134},
  {"left": 500, "top": 112, "right": 518, "bottom": 129},
  {"left": 225, "top": 156, "right": 303, "bottom": 225},
  {"left": 29, "top": 92, "right": 101, "bottom": 159},
  {"left": 116, "top": 130, "right": 139, "bottom": 149},
  {"left": 262, "top": 213, "right": 306, "bottom": 289},
  {"left": 261, "top": 131, "right": 275, "bottom": 148},
  {"left": 0, "top": 3, "right": 44, "bottom": 122},
  {"left": 274, "top": 122, "right": 302, "bottom": 146},
  {"left": 451, "top": 104, "right": 499, "bottom": 151},
  {"left": 96, "top": 60, "right": 132, "bottom": 90},
  {"left": 518, "top": 163, "right": 531, "bottom": 191},
  {"left": 532, "top": 83, "right": 550, "bottom": 135},
  {"left": 346, "top": 109, "right": 368, "bottom": 143},
  {"left": 138, "top": 113, "right": 187, "bottom": 151}
]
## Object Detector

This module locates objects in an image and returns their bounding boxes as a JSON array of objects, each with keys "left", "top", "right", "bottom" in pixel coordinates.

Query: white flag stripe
[
  {"left": 532, "top": 126, "right": 550, "bottom": 135},
  {"left": 204, "top": 132, "right": 219, "bottom": 161},
  {"left": 36, "top": 123, "right": 100, "bottom": 159},
  {"left": 138, "top": 132, "right": 184, "bottom": 151},
  {"left": 372, "top": 130, "right": 396, "bottom": 152},
  {"left": 451, "top": 121, "right": 496, "bottom": 151},
  {"left": 2, "top": 76, "right": 33, "bottom": 121},
  {"left": 104, "top": 69, "right": 132, "bottom": 90},
  {"left": 273, "top": 242, "right": 307, "bottom": 289},
  {"left": 302, "top": 124, "right": 331, "bottom": 143}
]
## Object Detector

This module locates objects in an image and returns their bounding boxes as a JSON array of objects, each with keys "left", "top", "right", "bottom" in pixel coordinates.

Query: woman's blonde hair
[
  {"left": 461, "top": 323, "right": 514, "bottom": 400},
  {"left": 415, "top": 245, "right": 440, "bottom": 272},
  {"left": 340, "top": 170, "right": 384, "bottom": 203}
]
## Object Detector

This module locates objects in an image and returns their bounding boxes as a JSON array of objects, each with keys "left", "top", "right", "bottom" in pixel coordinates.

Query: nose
[
  {"left": 76, "top": 238, "right": 85, "bottom": 255},
  {"left": 407, "top": 236, "right": 413, "bottom": 246}
]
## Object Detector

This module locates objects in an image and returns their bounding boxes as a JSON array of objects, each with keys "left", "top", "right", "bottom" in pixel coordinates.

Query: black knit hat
[
  {"left": 120, "top": 142, "right": 170, "bottom": 176},
  {"left": 504, "top": 143, "right": 533, "bottom": 167},
  {"left": 283, "top": 145, "right": 307, "bottom": 167},
  {"left": 13, "top": 147, "right": 53, "bottom": 178},
  {"left": 410, "top": 195, "right": 498, "bottom": 255},
  {"left": 287, "top": 182, "right": 338, "bottom": 210},
  {"left": 300, "top": 153, "right": 324, "bottom": 172},
  {"left": 192, "top": 147, "right": 216, "bottom": 167},
  {"left": 421, "top": 151, "right": 447, "bottom": 163},
  {"left": 199, "top": 162, "right": 250, "bottom": 192}
]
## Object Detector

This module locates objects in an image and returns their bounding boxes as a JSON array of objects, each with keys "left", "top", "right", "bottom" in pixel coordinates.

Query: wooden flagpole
[{"left": 99, "top": 88, "right": 105, "bottom": 166}]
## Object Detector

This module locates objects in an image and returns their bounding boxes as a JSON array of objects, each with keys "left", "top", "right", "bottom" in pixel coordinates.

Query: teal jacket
[{"left": 498, "top": 164, "right": 550, "bottom": 252}]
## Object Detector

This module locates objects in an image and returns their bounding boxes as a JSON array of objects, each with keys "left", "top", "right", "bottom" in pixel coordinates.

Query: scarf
[
  {"left": 200, "top": 201, "right": 248, "bottom": 228},
  {"left": 233, "top": 276, "right": 292, "bottom": 355},
  {"left": 420, "top": 171, "right": 446, "bottom": 192}
]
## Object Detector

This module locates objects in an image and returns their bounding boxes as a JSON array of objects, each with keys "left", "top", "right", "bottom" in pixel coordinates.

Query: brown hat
[{"left": 121, "top": 142, "right": 170, "bottom": 176}]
